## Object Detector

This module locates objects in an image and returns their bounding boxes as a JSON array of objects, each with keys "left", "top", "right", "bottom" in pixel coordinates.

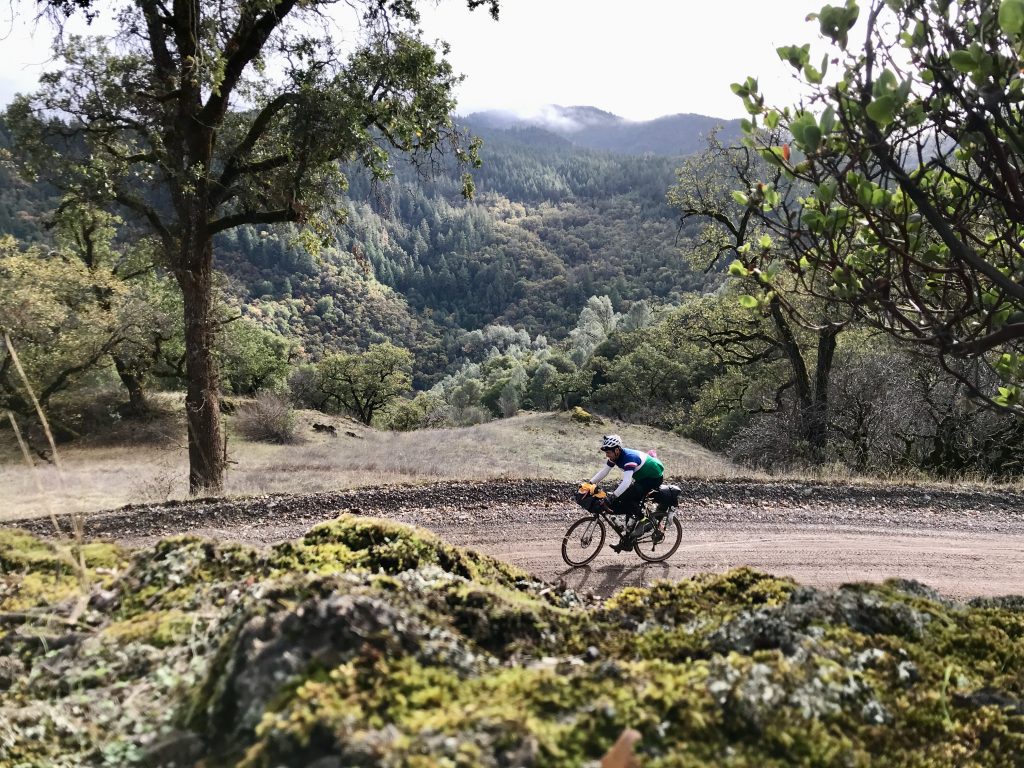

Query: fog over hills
[{"left": 463, "top": 104, "right": 743, "bottom": 156}]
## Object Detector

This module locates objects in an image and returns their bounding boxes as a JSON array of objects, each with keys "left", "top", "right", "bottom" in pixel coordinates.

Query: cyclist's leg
[
  {"left": 610, "top": 479, "right": 658, "bottom": 549},
  {"left": 609, "top": 485, "right": 641, "bottom": 550},
  {"left": 627, "top": 477, "right": 665, "bottom": 539}
]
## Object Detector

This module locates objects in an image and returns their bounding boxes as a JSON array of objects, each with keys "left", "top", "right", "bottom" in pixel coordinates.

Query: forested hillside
[{"left": 3, "top": 115, "right": 713, "bottom": 385}]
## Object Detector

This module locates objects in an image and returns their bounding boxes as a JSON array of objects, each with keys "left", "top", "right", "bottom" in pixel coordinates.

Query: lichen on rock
[{"left": 0, "top": 516, "right": 1022, "bottom": 767}]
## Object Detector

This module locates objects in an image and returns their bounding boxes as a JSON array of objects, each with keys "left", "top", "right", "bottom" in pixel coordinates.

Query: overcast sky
[{"left": 0, "top": 0, "right": 828, "bottom": 121}]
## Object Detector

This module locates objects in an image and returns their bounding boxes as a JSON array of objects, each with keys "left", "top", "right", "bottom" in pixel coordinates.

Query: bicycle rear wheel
[
  {"left": 561, "top": 516, "right": 606, "bottom": 566},
  {"left": 633, "top": 516, "right": 683, "bottom": 562}
]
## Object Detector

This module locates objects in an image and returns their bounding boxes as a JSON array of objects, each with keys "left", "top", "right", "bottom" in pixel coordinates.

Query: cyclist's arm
[
  {"left": 590, "top": 463, "right": 612, "bottom": 484},
  {"left": 611, "top": 469, "right": 633, "bottom": 498}
]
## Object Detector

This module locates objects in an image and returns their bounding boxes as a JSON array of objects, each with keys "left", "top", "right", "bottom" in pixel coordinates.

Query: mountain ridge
[{"left": 462, "top": 104, "right": 743, "bottom": 156}]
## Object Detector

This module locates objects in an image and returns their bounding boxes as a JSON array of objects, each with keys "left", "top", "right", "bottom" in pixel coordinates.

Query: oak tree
[
  {"left": 315, "top": 341, "right": 412, "bottom": 425},
  {"left": 8, "top": 0, "right": 496, "bottom": 491}
]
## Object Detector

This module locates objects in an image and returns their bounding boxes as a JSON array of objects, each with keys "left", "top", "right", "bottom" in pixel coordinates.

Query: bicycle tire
[
  {"left": 633, "top": 516, "right": 683, "bottom": 563},
  {"left": 561, "top": 516, "right": 606, "bottom": 567}
]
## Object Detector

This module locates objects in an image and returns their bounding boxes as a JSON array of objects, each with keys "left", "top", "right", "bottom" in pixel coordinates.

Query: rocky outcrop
[{"left": 1, "top": 518, "right": 1022, "bottom": 767}]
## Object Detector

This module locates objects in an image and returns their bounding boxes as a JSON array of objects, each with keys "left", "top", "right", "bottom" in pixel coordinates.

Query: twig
[
  {"left": 6, "top": 411, "right": 64, "bottom": 539},
  {"left": 4, "top": 333, "right": 88, "bottom": 589},
  {"left": 0, "top": 610, "right": 77, "bottom": 627},
  {"left": 4, "top": 332, "right": 62, "bottom": 471}
]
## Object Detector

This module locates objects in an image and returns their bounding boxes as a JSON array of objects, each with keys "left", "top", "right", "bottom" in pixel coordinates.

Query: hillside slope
[{"left": 0, "top": 410, "right": 736, "bottom": 520}]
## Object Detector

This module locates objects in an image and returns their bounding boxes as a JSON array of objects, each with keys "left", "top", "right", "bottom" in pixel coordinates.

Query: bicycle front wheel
[
  {"left": 561, "top": 516, "right": 606, "bottom": 567},
  {"left": 633, "top": 516, "right": 683, "bottom": 563}
]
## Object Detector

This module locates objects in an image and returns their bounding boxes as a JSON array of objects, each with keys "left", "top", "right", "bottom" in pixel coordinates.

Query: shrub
[
  {"left": 233, "top": 391, "right": 298, "bottom": 443},
  {"left": 288, "top": 364, "right": 330, "bottom": 411},
  {"left": 453, "top": 405, "right": 490, "bottom": 426},
  {"left": 382, "top": 393, "right": 449, "bottom": 431}
]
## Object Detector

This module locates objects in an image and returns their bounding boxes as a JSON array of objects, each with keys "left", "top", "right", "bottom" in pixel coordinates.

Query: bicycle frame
[{"left": 589, "top": 495, "right": 672, "bottom": 540}]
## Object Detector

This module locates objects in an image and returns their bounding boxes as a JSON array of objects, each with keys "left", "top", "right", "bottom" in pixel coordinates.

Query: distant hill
[{"left": 463, "top": 105, "right": 743, "bottom": 156}]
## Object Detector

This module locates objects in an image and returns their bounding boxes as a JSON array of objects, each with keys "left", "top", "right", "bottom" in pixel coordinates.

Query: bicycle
[{"left": 562, "top": 483, "right": 684, "bottom": 566}]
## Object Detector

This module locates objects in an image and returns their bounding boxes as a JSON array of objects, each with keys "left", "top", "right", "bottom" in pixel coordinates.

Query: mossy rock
[
  {"left": 570, "top": 406, "right": 602, "bottom": 425},
  {"left": 2, "top": 525, "right": 1024, "bottom": 767},
  {"left": 118, "top": 536, "right": 268, "bottom": 615},
  {"left": 273, "top": 514, "right": 532, "bottom": 590},
  {"left": 0, "top": 528, "right": 122, "bottom": 574},
  {"left": 102, "top": 609, "right": 197, "bottom": 648},
  {"left": 0, "top": 529, "right": 127, "bottom": 611}
]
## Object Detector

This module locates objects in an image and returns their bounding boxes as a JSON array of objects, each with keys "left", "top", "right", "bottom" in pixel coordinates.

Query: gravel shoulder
[{"left": 6, "top": 477, "right": 1023, "bottom": 598}]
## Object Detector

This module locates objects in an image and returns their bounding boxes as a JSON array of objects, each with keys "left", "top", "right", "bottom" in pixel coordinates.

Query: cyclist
[{"left": 589, "top": 434, "right": 664, "bottom": 552}]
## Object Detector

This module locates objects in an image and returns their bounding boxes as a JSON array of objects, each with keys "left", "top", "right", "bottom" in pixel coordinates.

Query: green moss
[
  {"left": 273, "top": 514, "right": 532, "bottom": 589},
  {"left": 79, "top": 540, "right": 125, "bottom": 569},
  {"left": 117, "top": 536, "right": 266, "bottom": 615},
  {"left": 570, "top": 406, "right": 597, "bottom": 424},
  {"left": 0, "top": 529, "right": 127, "bottom": 574},
  {"left": 241, "top": 657, "right": 721, "bottom": 768},
  {"left": 0, "top": 529, "right": 74, "bottom": 572},
  {"left": 103, "top": 609, "right": 196, "bottom": 648},
  {"left": 604, "top": 568, "right": 797, "bottom": 622},
  {"left": 0, "top": 529, "right": 129, "bottom": 611},
  {"left": 4, "top": 523, "right": 1024, "bottom": 767}
]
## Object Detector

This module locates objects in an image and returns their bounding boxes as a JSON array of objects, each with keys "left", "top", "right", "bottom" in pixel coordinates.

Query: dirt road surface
[{"left": 6, "top": 479, "right": 1022, "bottom": 598}]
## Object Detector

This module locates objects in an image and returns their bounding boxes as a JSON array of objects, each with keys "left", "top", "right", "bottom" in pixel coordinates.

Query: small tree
[
  {"left": 497, "top": 381, "right": 520, "bottom": 417},
  {"left": 383, "top": 392, "right": 448, "bottom": 431},
  {"left": 0, "top": 235, "right": 124, "bottom": 418},
  {"left": 315, "top": 342, "right": 412, "bottom": 425},
  {"left": 670, "top": 133, "right": 847, "bottom": 460},
  {"left": 219, "top": 317, "right": 292, "bottom": 396},
  {"left": 568, "top": 295, "right": 621, "bottom": 365}
]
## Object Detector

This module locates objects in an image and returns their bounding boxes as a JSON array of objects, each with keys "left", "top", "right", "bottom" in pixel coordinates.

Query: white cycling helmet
[{"left": 599, "top": 434, "right": 622, "bottom": 451}]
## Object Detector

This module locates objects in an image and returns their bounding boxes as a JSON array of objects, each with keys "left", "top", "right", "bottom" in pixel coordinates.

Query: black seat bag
[{"left": 653, "top": 484, "right": 681, "bottom": 507}]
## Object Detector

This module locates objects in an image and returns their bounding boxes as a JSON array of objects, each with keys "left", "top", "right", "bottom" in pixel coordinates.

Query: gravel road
[{"left": 6, "top": 478, "right": 1023, "bottom": 598}]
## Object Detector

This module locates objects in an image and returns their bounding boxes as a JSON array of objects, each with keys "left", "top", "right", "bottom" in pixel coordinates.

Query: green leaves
[
  {"left": 737, "top": 294, "right": 760, "bottom": 309},
  {"left": 995, "top": 385, "right": 1020, "bottom": 407},
  {"left": 866, "top": 96, "right": 899, "bottom": 125},
  {"left": 728, "top": 260, "right": 750, "bottom": 277},
  {"left": 866, "top": 69, "right": 911, "bottom": 126},
  {"left": 730, "top": 76, "right": 760, "bottom": 97},
  {"left": 999, "top": 0, "right": 1024, "bottom": 36},
  {"left": 993, "top": 347, "right": 1024, "bottom": 408},
  {"left": 813, "top": 0, "right": 860, "bottom": 49},
  {"left": 731, "top": 76, "right": 764, "bottom": 117},
  {"left": 949, "top": 49, "right": 977, "bottom": 73},
  {"left": 789, "top": 112, "right": 824, "bottom": 152},
  {"left": 777, "top": 44, "right": 810, "bottom": 70}
]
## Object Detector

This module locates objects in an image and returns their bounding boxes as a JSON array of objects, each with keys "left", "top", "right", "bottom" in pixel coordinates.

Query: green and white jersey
[{"left": 590, "top": 446, "right": 664, "bottom": 497}]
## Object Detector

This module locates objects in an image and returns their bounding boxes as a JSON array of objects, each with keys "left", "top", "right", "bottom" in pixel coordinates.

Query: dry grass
[
  {"left": 4, "top": 406, "right": 1020, "bottom": 523},
  {"left": 0, "top": 410, "right": 739, "bottom": 521}
]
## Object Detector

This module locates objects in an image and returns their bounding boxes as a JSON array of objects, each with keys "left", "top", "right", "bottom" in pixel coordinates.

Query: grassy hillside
[{"left": 0, "top": 407, "right": 737, "bottom": 521}]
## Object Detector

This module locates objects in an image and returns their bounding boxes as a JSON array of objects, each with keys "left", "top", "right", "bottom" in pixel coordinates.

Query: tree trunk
[
  {"left": 807, "top": 326, "right": 839, "bottom": 458},
  {"left": 768, "top": 298, "right": 818, "bottom": 459},
  {"left": 179, "top": 243, "right": 224, "bottom": 495},
  {"left": 113, "top": 356, "right": 149, "bottom": 417},
  {"left": 768, "top": 299, "right": 841, "bottom": 462}
]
